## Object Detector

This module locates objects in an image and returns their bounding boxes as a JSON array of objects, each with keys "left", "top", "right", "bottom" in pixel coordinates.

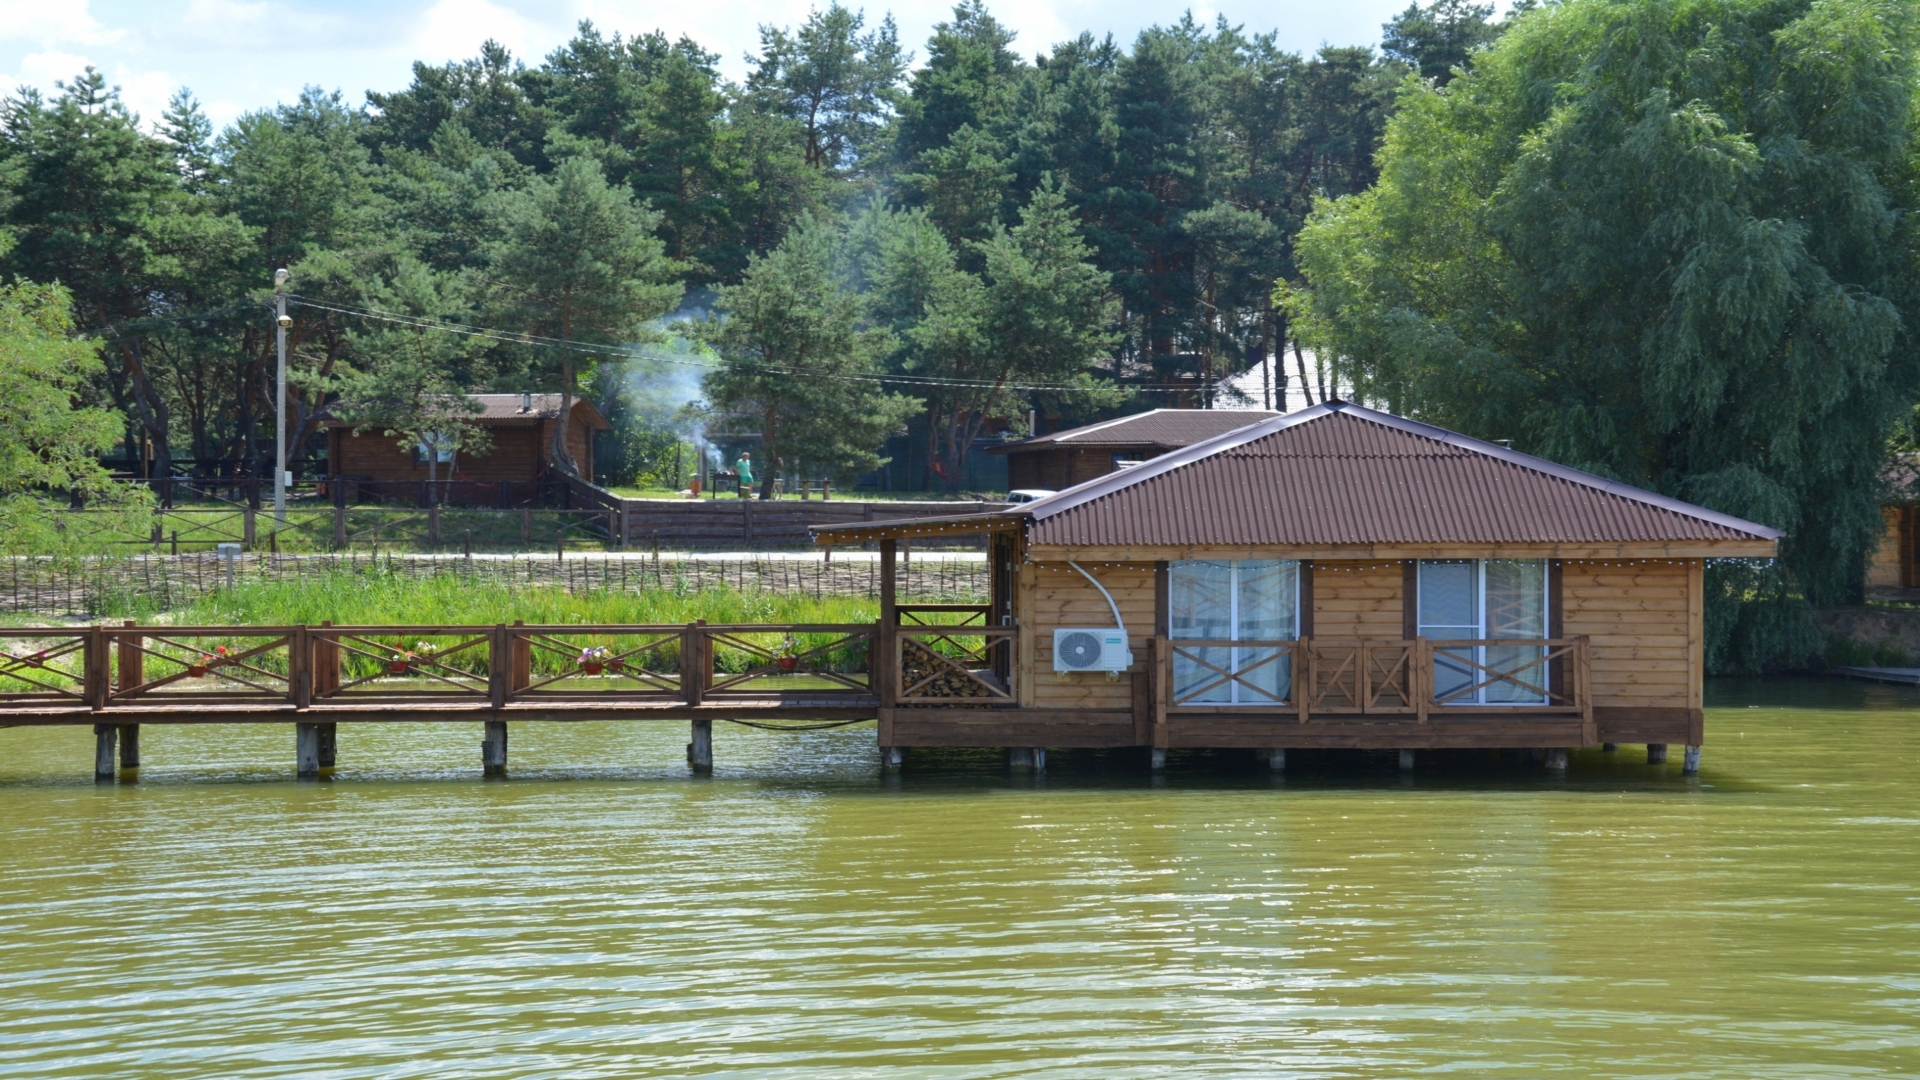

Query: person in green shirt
[{"left": 734, "top": 452, "right": 754, "bottom": 498}]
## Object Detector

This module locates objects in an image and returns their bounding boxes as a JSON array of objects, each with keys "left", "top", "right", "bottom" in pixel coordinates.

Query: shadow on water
[{"left": 3, "top": 674, "right": 1910, "bottom": 797}]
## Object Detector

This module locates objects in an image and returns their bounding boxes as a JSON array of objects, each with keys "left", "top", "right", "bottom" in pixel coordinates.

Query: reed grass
[
  {"left": 165, "top": 568, "right": 878, "bottom": 627},
  {"left": 0, "top": 567, "right": 998, "bottom": 690}
]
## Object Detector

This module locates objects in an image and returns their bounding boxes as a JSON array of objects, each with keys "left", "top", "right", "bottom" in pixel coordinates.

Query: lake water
[{"left": 1, "top": 678, "right": 1915, "bottom": 1078}]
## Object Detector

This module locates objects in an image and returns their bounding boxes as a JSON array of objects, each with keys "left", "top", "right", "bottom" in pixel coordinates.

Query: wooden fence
[{"left": 0, "top": 553, "right": 989, "bottom": 615}]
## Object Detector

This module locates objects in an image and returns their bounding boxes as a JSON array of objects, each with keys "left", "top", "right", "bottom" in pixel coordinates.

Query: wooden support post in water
[
  {"left": 881, "top": 746, "right": 903, "bottom": 769},
  {"left": 1603, "top": 742, "right": 1618, "bottom": 752},
  {"left": 482, "top": 721, "right": 508, "bottom": 777},
  {"left": 1260, "top": 747, "right": 1285, "bottom": 771},
  {"left": 1398, "top": 749, "right": 1416, "bottom": 772},
  {"left": 1647, "top": 743, "right": 1669, "bottom": 764},
  {"left": 93, "top": 724, "right": 116, "bottom": 781},
  {"left": 1008, "top": 747, "right": 1046, "bottom": 771},
  {"left": 1545, "top": 747, "right": 1570, "bottom": 771},
  {"left": 1682, "top": 745, "right": 1701, "bottom": 774},
  {"left": 876, "top": 540, "right": 897, "bottom": 752},
  {"left": 1150, "top": 748, "right": 1168, "bottom": 771},
  {"left": 296, "top": 723, "right": 321, "bottom": 778},
  {"left": 317, "top": 724, "right": 337, "bottom": 769},
  {"left": 118, "top": 724, "right": 140, "bottom": 769},
  {"left": 688, "top": 719, "right": 713, "bottom": 773}
]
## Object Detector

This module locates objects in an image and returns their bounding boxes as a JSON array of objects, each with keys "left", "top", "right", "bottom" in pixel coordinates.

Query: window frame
[
  {"left": 1168, "top": 559, "right": 1301, "bottom": 706},
  {"left": 1416, "top": 559, "right": 1551, "bottom": 707}
]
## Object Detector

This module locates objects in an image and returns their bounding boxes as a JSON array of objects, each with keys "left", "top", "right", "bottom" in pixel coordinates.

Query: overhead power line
[{"left": 285, "top": 295, "right": 1206, "bottom": 396}]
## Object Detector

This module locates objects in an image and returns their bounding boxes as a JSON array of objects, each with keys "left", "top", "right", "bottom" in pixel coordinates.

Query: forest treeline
[
  {"left": 1, "top": 0, "right": 1917, "bottom": 671},
  {"left": 0, "top": 0, "right": 1506, "bottom": 493}
]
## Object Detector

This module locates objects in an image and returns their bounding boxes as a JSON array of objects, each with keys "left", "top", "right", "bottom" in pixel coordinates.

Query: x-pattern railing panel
[
  {"left": 896, "top": 628, "right": 1015, "bottom": 703},
  {"left": 111, "top": 631, "right": 293, "bottom": 699},
  {"left": 1167, "top": 639, "right": 1295, "bottom": 707},
  {"left": 704, "top": 625, "right": 873, "bottom": 696},
  {"left": 1428, "top": 639, "right": 1581, "bottom": 710},
  {"left": 0, "top": 633, "right": 88, "bottom": 700},
  {"left": 321, "top": 632, "right": 492, "bottom": 698},
  {"left": 1157, "top": 636, "right": 1589, "bottom": 721},
  {"left": 516, "top": 631, "right": 682, "bottom": 695}
]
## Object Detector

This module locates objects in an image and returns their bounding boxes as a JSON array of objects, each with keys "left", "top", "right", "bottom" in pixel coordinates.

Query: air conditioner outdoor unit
[{"left": 1052, "top": 628, "right": 1133, "bottom": 673}]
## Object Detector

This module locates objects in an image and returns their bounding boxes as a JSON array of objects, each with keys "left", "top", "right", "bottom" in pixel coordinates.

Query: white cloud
[
  {"left": 0, "top": 0, "right": 109, "bottom": 46},
  {"left": 115, "top": 65, "right": 181, "bottom": 125},
  {"left": 184, "top": 0, "right": 271, "bottom": 27},
  {"left": 412, "top": 0, "right": 541, "bottom": 64},
  {"left": 5, "top": 50, "right": 96, "bottom": 93}
]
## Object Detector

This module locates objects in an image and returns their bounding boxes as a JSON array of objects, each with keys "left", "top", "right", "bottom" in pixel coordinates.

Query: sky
[{"left": 0, "top": 0, "right": 1436, "bottom": 132}]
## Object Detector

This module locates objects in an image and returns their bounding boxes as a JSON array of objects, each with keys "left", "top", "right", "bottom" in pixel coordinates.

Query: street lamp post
[{"left": 273, "top": 269, "right": 290, "bottom": 527}]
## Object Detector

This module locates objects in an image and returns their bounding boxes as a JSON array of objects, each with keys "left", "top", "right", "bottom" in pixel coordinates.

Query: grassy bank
[
  {"left": 0, "top": 572, "right": 905, "bottom": 690},
  {"left": 159, "top": 570, "right": 879, "bottom": 627}
]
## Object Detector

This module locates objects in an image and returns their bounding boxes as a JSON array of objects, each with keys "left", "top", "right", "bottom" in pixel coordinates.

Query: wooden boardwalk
[{"left": 0, "top": 608, "right": 1641, "bottom": 782}]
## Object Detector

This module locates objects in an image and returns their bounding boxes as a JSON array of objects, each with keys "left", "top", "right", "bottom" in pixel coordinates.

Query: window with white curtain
[
  {"left": 1417, "top": 560, "right": 1549, "bottom": 705},
  {"left": 1169, "top": 560, "right": 1299, "bottom": 704}
]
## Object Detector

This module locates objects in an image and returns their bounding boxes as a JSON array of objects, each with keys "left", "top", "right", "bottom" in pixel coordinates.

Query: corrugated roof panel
[{"left": 1025, "top": 406, "right": 1778, "bottom": 546}]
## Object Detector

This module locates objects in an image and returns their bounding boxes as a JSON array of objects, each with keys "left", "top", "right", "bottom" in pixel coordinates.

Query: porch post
[{"left": 877, "top": 539, "right": 897, "bottom": 759}]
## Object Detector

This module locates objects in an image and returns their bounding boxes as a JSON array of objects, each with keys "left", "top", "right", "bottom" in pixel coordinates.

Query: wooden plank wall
[
  {"left": 1867, "top": 506, "right": 1909, "bottom": 589},
  {"left": 1021, "top": 562, "right": 1156, "bottom": 711},
  {"left": 1310, "top": 561, "right": 1403, "bottom": 639},
  {"left": 1559, "top": 559, "right": 1692, "bottom": 710},
  {"left": 334, "top": 426, "right": 547, "bottom": 483},
  {"left": 333, "top": 420, "right": 593, "bottom": 484}
]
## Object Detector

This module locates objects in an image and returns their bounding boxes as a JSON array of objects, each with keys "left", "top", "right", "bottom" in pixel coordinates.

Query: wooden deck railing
[
  {"left": 0, "top": 622, "right": 880, "bottom": 713},
  {"left": 1161, "top": 637, "right": 1590, "bottom": 722}
]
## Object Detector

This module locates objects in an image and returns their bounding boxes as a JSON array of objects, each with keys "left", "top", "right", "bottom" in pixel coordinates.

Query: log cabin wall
[
  {"left": 1310, "top": 561, "right": 1404, "bottom": 639},
  {"left": 1867, "top": 506, "right": 1915, "bottom": 589},
  {"left": 1019, "top": 561, "right": 1157, "bottom": 711},
  {"left": 1558, "top": 558, "right": 1696, "bottom": 712},
  {"left": 329, "top": 415, "right": 594, "bottom": 484},
  {"left": 1007, "top": 447, "right": 1159, "bottom": 491}
]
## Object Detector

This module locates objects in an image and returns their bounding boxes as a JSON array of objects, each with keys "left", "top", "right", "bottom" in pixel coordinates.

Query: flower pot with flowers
[
  {"left": 189, "top": 645, "right": 231, "bottom": 679},
  {"left": 579, "top": 645, "right": 609, "bottom": 676},
  {"left": 390, "top": 641, "right": 435, "bottom": 675},
  {"left": 775, "top": 634, "right": 803, "bottom": 671}
]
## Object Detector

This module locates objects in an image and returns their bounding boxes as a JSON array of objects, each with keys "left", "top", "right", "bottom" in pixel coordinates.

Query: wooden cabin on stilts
[
  {"left": 814, "top": 401, "right": 1780, "bottom": 774},
  {"left": 11, "top": 402, "right": 1777, "bottom": 781}
]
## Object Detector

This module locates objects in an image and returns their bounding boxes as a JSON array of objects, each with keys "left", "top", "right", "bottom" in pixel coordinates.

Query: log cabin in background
[
  {"left": 325, "top": 394, "right": 609, "bottom": 505},
  {"left": 987, "top": 409, "right": 1279, "bottom": 490},
  {"left": 1868, "top": 454, "right": 1920, "bottom": 595},
  {"left": 815, "top": 401, "right": 1780, "bottom": 774}
]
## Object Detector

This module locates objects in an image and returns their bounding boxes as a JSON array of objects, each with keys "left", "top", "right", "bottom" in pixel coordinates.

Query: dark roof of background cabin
[
  {"left": 985, "top": 409, "right": 1280, "bottom": 454},
  {"left": 1017, "top": 402, "right": 1781, "bottom": 546},
  {"left": 326, "top": 394, "right": 609, "bottom": 429}
]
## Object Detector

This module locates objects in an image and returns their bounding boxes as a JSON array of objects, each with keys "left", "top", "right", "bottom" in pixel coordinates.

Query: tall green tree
[
  {"left": 485, "top": 155, "right": 682, "bottom": 473},
  {"left": 697, "top": 221, "right": 916, "bottom": 494},
  {"left": 1289, "top": 0, "right": 1920, "bottom": 668},
  {"left": 1, "top": 70, "right": 266, "bottom": 478},
  {"left": 0, "top": 282, "right": 151, "bottom": 552},
  {"left": 1381, "top": 0, "right": 1506, "bottom": 84},
  {"left": 748, "top": 4, "right": 907, "bottom": 178}
]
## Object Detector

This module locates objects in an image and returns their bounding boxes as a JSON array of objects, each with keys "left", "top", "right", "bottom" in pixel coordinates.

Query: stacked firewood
[{"left": 899, "top": 646, "right": 995, "bottom": 698}]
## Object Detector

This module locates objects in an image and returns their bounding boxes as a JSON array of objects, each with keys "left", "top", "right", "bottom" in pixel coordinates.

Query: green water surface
[{"left": 0, "top": 677, "right": 1915, "bottom": 1077}]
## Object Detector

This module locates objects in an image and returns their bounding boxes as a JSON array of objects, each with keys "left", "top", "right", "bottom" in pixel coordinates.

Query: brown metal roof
[
  {"left": 985, "top": 409, "right": 1279, "bottom": 454},
  {"left": 326, "top": 394, "right": 609, "bottom": 429},
  {"left": 1016, "top": 402, "right": 1780, "bottom": 547},
  {"left": 814, "top": 402, "right": 1781, "bottom": 548}
]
